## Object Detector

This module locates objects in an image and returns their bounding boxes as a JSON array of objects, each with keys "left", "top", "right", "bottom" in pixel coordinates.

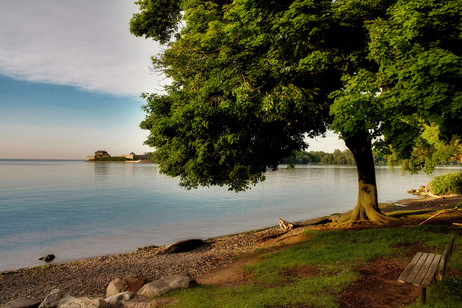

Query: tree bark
[{"left": 338, "top": 131, "right": 394, "bottom": 225}]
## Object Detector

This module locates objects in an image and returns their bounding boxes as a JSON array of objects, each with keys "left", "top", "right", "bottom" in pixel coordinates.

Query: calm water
[{"left": 0, "top": 160, "right": 460, "bottom": 272}]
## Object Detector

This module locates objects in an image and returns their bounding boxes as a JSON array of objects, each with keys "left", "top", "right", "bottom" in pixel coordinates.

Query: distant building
[
  {"left": 87, "top": 150, "right": 151, "bottom": 161},
  {"left": 122, "top": 152, "right": 151, "bottom": 160},
  {"left": 87, "top": 150, "right": 110, "bottom": 161},
  {"left": 95, "top": 150, "right": 110, "bottom": 158}
]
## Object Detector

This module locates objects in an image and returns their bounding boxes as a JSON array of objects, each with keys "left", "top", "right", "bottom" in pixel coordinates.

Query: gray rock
[
  {"left": 104, "top": 292, "right": 135, "bottom": 306},
  {"left": 137, "top": 278, "right": 170, "bottom": 297},
  {"left": 38, "top": 255, "right": 55, "bottom": 262},
  {"left": 39, "top": 289, "right": 65, "bottom": 308},
  {"left": 57, "top": 297, "right": 109, "bottom": 308},
  {"left": 162, "top": 273, "right": 197, "bottom": 289},
  {"left": 159, "top": 239, "right": 203, "bottom": 254},
  {"left": 105, "top": 292, "right": 163, "bottom": 308},
  {"left": 106, "top": 279, "right": 127, "bottom": 298},
  {"left": 39, "top": 289, "right": 108, "bottom": 308},
  {"left": 137, "top": 273, "right": 197, "bottom": 298},
  {"left": 0, "top": 298, "right": 41, "bottom": 308}
]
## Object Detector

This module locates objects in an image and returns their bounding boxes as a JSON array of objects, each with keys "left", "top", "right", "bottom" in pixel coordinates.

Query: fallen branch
[
  {"left": 278, "top": 218, "right": 294, "bottom": 231},
  {"left": 419, "top": 210, "right": 448, "bottom": 225}
]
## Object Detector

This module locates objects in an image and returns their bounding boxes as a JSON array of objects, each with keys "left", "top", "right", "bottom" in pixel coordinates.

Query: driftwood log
[{"left": 278, "top": 218, "right": 294, "bottom": 231}]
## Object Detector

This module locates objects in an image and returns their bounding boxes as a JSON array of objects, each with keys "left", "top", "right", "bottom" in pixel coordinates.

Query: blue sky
[{"left": 0, "top": 0, "right": 345, "bottom": 159}]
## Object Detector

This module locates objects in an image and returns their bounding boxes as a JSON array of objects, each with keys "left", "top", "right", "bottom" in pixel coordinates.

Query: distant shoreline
[{"left": 0, "top": 158, "right": 84, "bottom": 161}]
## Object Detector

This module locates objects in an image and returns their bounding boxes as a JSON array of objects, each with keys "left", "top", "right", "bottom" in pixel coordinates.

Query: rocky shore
[
  {"left": 1, "top": 194, "right": 461, "bottom": 306},
  {"left": 0, "top": 227, "right": 286, "bottom": 305}
]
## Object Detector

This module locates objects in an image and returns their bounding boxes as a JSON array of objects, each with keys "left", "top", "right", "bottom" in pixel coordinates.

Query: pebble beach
[{"left": 0, "top": 227, "right": 284, "bottom": 304}]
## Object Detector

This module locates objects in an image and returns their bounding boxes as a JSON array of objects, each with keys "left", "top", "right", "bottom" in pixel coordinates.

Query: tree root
[{"left": 335, "top": 207, "right": 399, "bottom": 227}]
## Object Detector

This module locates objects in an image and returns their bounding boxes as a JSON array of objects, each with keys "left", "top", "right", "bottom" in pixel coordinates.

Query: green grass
[
  {"left": 407, "top": 277, "right": 462, "bottom": 307},
  {"left": 161, "top": 224, "right": 462, "bottom": 308}
]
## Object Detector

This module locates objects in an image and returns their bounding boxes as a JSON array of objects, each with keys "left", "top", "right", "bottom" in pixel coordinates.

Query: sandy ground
[{"left": 1, "top": 194, "right": 461, "bottom": 306}]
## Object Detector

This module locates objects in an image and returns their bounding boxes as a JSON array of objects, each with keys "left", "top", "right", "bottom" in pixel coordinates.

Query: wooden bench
[{"left": 398, "top": 234, "right": 455, "bottom": 303}]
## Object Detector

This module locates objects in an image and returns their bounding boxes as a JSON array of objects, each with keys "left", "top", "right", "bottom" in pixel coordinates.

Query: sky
[{"left": 0, "top": 0, "right": 346, "bottom": 160}]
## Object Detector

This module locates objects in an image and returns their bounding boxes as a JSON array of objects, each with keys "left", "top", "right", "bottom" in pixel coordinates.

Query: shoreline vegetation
[
  {"left": 1, "top": 195, "right": 462, "bottom": 306},
  {"left": 84, "top": 149, "right": 462, "bottom": 166},
  {"left": 282, "top": 150, "right": 462, "bottom": 166},
  {"left": 86, "top": 157, "right": 156, "bottom": 163}
]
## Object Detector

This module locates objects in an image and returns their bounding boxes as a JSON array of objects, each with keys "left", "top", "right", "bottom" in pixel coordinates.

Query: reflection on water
[{"left": 0, "top": 160, "right": 460, "bottom": 272}]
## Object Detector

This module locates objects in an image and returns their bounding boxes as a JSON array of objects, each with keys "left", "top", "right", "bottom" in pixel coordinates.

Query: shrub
[{"left": 431, "top": 172, "right": 462, "bottom": 195}]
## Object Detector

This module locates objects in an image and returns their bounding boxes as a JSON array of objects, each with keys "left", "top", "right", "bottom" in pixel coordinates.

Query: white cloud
[{"left": 0, "top": 0, "right": 165, "bottom": 97}]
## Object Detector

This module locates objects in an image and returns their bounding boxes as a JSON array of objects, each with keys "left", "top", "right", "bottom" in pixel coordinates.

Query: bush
[{"left": 431, "top": 172, "right": 462, "bottom": 195}]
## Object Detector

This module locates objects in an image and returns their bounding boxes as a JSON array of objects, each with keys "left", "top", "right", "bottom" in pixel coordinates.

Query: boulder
[
  {"left": 0, "top": 298, "right": 41, "bottom": 308},
  {"left": 104, "top": 292, "right": 135, "bottom": 306},
  {"left": 137, "top": 279, "right": 171, "bottom": 297},
  {"left": 123, "top": 276, "right": 147, "bottom": 293},
  {"left": 106, "top": 276, "right": 147, "bottom": 297},
  {"left": 137, "top": 273, "right": 197, "bottom": 298},
  {"left": 159, "top": 239, "right": 203, "bottom": 254},
  {"left": 39, "top": 290, "right": 108, "bottom": 308},
  {"left": 39, "top": 289, "right": 65, "bottom": 308},
  {"left": 162, "top": 273, "right": 197, "bottom": 289},
  {"left": 57, "top": 297, "right": 109, "bottom": 308},
  {"left": 105, "top": 294, "right": 170, "bottom": 308},
  {"left": 39, "top": 255, "right": 55, "bottom": 262},
  {"left": 106, "top": 279, "right": 127, "bottom": 298}
]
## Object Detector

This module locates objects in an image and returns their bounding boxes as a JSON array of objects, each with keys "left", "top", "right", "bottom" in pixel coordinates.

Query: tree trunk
[{"left": 337, "top": 131, "right": 395, "bottom": 225}]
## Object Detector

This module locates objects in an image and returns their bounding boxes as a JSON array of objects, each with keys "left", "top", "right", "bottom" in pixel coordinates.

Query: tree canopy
[{"left": 131, "top": 0, "right": 461, "bottom": 224}]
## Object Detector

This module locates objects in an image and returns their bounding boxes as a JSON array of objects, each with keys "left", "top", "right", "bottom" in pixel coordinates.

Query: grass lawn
[{"left": 158, "top": 207, "right": 462, "bottom": 307}]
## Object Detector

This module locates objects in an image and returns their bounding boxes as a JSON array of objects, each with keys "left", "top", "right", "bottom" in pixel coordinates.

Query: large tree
[{"left": 130, "top": 0, "right": 462, "bottom": 225}]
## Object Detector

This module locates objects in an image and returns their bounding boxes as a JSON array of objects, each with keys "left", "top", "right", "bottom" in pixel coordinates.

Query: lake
[{"left": 0, "top": 159, "right": 460, "bottom": 272}]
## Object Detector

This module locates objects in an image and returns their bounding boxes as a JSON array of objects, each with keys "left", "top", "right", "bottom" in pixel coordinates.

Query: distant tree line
[
  {"left": 283, "top": 150, "right": 460, "bottom": 166},
  {"left": 283, "top": 149, "right": 366, "bottom": 165}
]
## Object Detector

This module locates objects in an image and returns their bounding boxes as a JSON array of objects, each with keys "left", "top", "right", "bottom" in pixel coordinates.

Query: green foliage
[
  {"left": 431, "top": 172, "right": 462, "bottom": 195},
  {"left": 367, "top": 0, "right": 462, "bottom": 172},
  {"left": 130, "top": 0, "right": 462, "bottom": 198},
  {"left": 283, "top": 149, "right": 356, "bottom": 165},
  {"left": 283, "top": 149, "right": 388, "bottom": 165},
  {"left": 386, "top": 124, "right": 462, "bottom": 174},
  {"left": 129, "top": 0, "right": 182, "bottom": 45}
]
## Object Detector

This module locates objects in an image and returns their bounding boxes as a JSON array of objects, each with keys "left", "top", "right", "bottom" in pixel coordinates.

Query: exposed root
[{"left": 335, "top": 206, "right": 399, "bottom": 227}]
